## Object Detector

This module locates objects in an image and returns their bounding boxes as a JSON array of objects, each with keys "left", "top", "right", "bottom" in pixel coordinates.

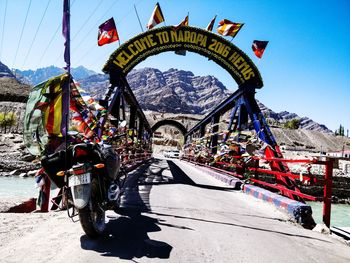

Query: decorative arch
[
  {"left": 103, "top": 26, "right": 263, "bottom": 88},
  {"left": 151, "top": 119, "right": 187, "bottom": 136}
]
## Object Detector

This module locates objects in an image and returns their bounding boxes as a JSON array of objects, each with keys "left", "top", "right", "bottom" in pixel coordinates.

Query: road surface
[{"left": 0, "top": 158, "right": 349, "bottom": 263}]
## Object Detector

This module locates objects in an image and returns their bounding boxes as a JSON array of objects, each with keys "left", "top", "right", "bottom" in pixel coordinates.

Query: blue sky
[{"left": 0, "top": 0, "right": 349, "bottom": 133}]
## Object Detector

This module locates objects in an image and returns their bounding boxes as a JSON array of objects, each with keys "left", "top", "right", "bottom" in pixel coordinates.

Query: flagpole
[
  {"left": 62, "top": 0, "right": 71, "bottom": 169},
  {"left": 134, "top": 4, "right": 144, "bottom": 32}
]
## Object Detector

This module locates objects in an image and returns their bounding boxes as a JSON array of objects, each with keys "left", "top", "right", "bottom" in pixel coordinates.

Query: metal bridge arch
[
  {"left": 103, "top": 26, "right": 263, "bottom": 89},
  {"left": 151, "top": 119, "right": 187, "bottom": 136},
  {"left": 100, "top": 25, "right": 315, "bottom": 204}
]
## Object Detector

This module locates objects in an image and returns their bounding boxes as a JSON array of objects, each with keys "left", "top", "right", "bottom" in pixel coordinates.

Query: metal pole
[
  {"left": 134, "top": 4, "right": 144, "bottom": 32},
  {"left": 323, "top": 158, "right": 333, "bottom": 228}
]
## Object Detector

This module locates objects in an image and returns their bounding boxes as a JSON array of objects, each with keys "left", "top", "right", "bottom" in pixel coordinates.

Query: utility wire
[
  {"left": 22, "top": 0, "right": 52, "bottom": 68},
  {"left": 12, "top": 0, "right": 32, "bottom": 69},
  {"left": 70, "top": 0, "right": 121, "bottom": 55},
  {"left": 0, "top": 0, "right": 8, "bottom": 61},
  {"left": 71, "top": 0, "right": 103, "bottom": 42},
  {"left": 79, "top": 0, "right": 144, "bottom": 68},
  {"left": 36, "top": 0, "right": 77, "bottom": 69},
  {"left": 36, "top": 23, "right": 61, "bottom": 68},
  {"left": 53, "top": 0, "right": 106, "bottom": 65}
]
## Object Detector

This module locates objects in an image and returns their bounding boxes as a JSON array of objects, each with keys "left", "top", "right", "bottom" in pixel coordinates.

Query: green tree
[
  {"left": 283, "top": 118, "right": 300, "bottom": 129},
  {"left": 336, "top": 124, "right": 345, "bottom": 136},
  {"left": 0, "top": 112, "right": 17, "bottom": 128}
]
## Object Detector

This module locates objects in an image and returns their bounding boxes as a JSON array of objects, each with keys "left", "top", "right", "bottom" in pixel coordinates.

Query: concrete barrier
[
  {"left": 190, "top": 164, "right": 242, "bottom": 189},
  {"left": 243, "top": 184, "right": 315, "bottom": 229},
  {"left": 182, "top": 160, "right": 316, "bottom": 229}
]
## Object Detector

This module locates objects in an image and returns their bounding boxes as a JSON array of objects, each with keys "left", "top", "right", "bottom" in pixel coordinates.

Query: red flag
[
  {"left": 252, "top": 40, "right": 269, "bottom": 58},
  {"left": 146, "top": 2, "right": 165, "bottom": 30},
  {"left": 217, "top": 19, "right": 244, "bottom": 38},
  {"left": 98, "top": 18, "right": 119, "bottom": 46},
  {"left": 173, "top": 14, "right": 189, "bottom": 30},
  {"left": 206, "top": 15, "right": 217, "bottom": 31}
]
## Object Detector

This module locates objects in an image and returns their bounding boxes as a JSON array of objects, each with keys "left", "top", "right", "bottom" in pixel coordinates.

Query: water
[
  {"left": 308, "top": 201, "right": 350, "bottom": 227},
  {"left": 0, "top": 176, "right": 38, "bottom": 200}
]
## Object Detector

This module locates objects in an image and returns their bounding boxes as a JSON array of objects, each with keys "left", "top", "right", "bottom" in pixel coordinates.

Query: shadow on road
[
  {"left": 137, "top": 159, "right": 237, "bottom": 191},
  {"left": 146, "top": 211, "right": 331, "bottom": 243},
  {"left": 79, "top": 158, "right": 239, "bottom": 260},
  {"left": 80, "top": 211, "right": 173, "bottom": 260},
  {"left": 80, "top": 159, "right": 173, "bottom": 260}
]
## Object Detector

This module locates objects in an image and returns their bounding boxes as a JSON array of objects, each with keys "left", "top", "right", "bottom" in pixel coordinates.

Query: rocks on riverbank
[{"left": 0, "top": 133, "right": 40, "bottom": 177}]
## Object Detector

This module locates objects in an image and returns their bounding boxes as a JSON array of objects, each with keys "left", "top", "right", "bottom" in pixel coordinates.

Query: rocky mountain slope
[
  {"left": 1, "top": 63, "right": 334, "bottom": 133},
  {"left": 78, "top": 67, "right": 232, "bottom": 114},
  {"left": 0, "top": 61, "right": 15, "bottom": 78},
  {"left": 258, "top": 101, "right": 332, "bottom": 133},
  {"left": 127, "top": 68, "right": 231, "bottom": 114},
  {"left": 0, "top": 61, "right": 30, "bottom": 102}
]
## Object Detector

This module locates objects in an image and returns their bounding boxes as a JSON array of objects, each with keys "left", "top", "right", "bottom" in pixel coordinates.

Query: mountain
[
  {"left": 126, "top": 68, "right": 231, "bottom": 114},
  {"left": 0, "top": 61, "right": 333, "bottom": 133},
  {"left": 15, "top": 65, "right": 96, "bottom": 85},
  {"left": 0, "top": 78, "right": 30, "bottom": 102},
  {"left": 0, "top": 61, "right": 15, "bottom": 78},
  {"left": 79, "top": 67, "right": 232, "bottom": 114},
  {"left": 258, "top": 101, "right": 332, "bottom": 133}
]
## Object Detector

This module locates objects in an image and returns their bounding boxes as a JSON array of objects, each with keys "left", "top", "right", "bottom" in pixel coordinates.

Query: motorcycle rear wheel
[{"left": 78, "top": 178, "right": 106, "bottom": 238}]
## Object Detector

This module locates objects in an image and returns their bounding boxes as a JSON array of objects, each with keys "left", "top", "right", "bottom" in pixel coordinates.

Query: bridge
[
  {"left": 95, "top": 25, "right": 334, "bottom": 226},
  {"left": 18, "top": 26, "right": 350, "bottom": 262}
]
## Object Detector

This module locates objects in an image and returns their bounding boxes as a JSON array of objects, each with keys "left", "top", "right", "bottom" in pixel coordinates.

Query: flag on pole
[
  {"left": 62, "top": 0, "right": 70, "bottom": 138},
  {"left": 62, "top": 0, "right": 70, "bottom": 70},
  {"left": 27, "top": 74, "right": 70, "bottom": 138},
  {"left": 173, "top": 14, "right": 189, "bottom": 30},
  {"left": 205, "top": 15, "right": 217, "bottom": 31},
  {"left": 98, "top": 18, "right": 119, "bottom": 46},
  {"left": 217, "top": 19, "right": 244, "bottom": 38},
  {"left": 252, "top": 40, "right": 269, "bottom": 58},
  {"left": 146, "top": 2, "right": 165, "bottom": 30}
]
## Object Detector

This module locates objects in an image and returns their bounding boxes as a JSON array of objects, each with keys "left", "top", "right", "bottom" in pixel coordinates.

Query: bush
[
  {"left": 0, "top": 112, "right": 17, "bottom": 127},
  {"left": 283, "top": 118, "right": 300, "bottom": 129}
]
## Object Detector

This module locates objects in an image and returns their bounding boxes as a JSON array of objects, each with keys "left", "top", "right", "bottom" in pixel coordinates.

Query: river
[
  {"left": 0, "top": 176, "right": 38, "bottom": 200},
  {"left": 0, "top": 177, "right": 349, "bottom": 227}
]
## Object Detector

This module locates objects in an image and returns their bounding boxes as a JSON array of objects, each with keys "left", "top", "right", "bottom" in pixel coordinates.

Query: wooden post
[{"left": 323, "top": 158, "right": 333, "bottom": 228}]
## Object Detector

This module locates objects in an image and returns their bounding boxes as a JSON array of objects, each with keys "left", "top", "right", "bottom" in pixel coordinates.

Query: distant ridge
[
  {"left": 0, "top": 61, "right": 15, "bottom": 78},
  {"left": 15, "top": 65, "right": 96, "bottom": 85},
  {"left": 0, "top": 62, "right": 333, "bottom": 133}
]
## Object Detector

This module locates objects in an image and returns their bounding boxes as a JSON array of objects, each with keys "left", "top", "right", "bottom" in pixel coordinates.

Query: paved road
[{"left": 1, "top": 158, "right": 350, "bottom": 263}]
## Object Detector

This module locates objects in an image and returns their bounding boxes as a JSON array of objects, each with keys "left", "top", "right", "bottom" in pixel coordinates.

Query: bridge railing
[{"left": 181, "top": 153, "right": 334, "bottom": 227}]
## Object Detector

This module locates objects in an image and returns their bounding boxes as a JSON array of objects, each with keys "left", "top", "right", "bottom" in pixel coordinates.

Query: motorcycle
[{"left": 41, "top": 130, "right": 127, "bottom": 238}]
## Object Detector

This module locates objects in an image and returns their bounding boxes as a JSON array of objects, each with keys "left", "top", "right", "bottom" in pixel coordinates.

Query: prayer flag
[
  {"left": 146, "top": 2, "right": 165, "bottom": 30},
  {"left": 217, "top": 19, "right": 244, "bottom": 37},
  {"left": 206, "top": 15, "right": 217, "bottom": 31},
  {"left": 98, "top": 18, "right": 119, "bottom": 46},
  {"left": 24, "top": 73, "right": 70, "bottom": 156},
  {"left": 252, "top": 40, "right": 269, "bottom": 59},
  {"left": 173, "top": 14, "right": 189, "bottom": 30}
]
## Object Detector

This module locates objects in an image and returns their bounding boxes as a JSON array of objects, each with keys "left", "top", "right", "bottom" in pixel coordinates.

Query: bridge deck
[
  {"left": 1, "top": 158, "right": 349, "bottom": 262},
  {"left": 110, "top": 157, "right": 350, "bottom": 262}
]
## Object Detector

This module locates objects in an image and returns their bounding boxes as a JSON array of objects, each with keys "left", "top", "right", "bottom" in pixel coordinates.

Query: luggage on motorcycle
[
  {"left": 41, "top": 150, "right": 70, "bottom": 188},
  {"left": 72, "top": 143, "right": 101, "bottom": 164},
  {"left": 98, "top": 144, "right": 120, "bottom": 181}
]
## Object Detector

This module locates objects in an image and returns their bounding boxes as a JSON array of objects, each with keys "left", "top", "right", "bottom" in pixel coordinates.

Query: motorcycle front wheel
[{"left": 78, "top": 177, "right": 106, "bottom": 238}]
